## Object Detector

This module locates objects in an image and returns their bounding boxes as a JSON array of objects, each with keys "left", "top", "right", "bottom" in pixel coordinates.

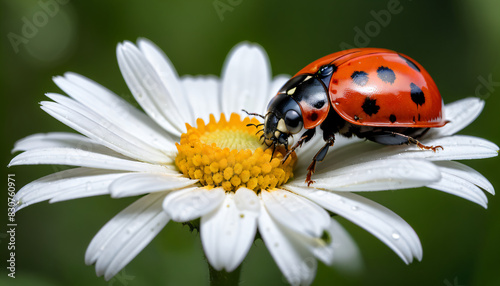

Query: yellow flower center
[{"left": 175, "top": 113, "right": 296, "bottom": 192}]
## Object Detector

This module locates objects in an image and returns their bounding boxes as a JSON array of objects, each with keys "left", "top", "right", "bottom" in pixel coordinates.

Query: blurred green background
[{"left": 1, "top": 0, "right": 499, "bottom": 285}]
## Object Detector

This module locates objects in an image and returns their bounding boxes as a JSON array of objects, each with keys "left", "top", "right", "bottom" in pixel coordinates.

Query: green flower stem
[{"left": 207, "top": 261, "right": 242, "bottom": 286}]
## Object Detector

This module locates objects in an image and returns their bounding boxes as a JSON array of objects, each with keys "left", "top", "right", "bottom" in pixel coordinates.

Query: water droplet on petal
[
  {"left": 392, "top": 231, "right": 400, "bottom": 240},
  {"left": 351, "top": 206, "right": 358, "bottom": 211}
]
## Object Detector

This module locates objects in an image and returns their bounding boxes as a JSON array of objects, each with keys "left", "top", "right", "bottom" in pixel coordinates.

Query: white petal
[
  {"left": 103, "top": 210, "right": 168, "bottom": 280},
  {"left": 294, "top": 132, "right": 363, "bottom": 176},
  {"left": 434, "top": 161, "right": 494, "bottom": 194},
  {"left": 163, "top": 187, "right": 225, "bottom": 222},
  {"left": 427, "top": 161, "right": 494, "bottom": 208},
  {"left": 287, "top": 186, "right": 422, "bottom": 264},
  {"left": 12, "top": 132, "right": 120, "bottom": 156},
  {"left": 110, "top": 173, "right": 195, "bottom": 198},
  {"left": 41, "top": 97, "right": 172, "bottom": 164},
  {"left": 260, "top": 189, "right": 330, "bottom": 238},
  {"left": 201, "top": 189, "right": 260, "bottom": 272},
  {"left": 138, "top": 39, "right": 194, "bottom": 123},
  {"left": 221, "top": 43, "right": 271, "bottom": 116},
  {"left": 399, "top": 135, "right": 498, "bottom": 161},
  {"left": 53, "top": 73, "right": 176, "bottom": 153},
  {"left": 13, "top": 168, "right": 126, "bottom": 211},
  {"left": 289, "top": 159, "right": 441, "bottom": 191},
  {"left": 287, "top": 217, "right": 363, "bottom": 269},
  {"left": 326, "top": 135, "right": 498, "bottom": 170},
  {"left": 426, "top": 97, "right": 485, "bottom": 138},
  {"left": 117, "top": 41, "right": 185, "bottom": 136},
  {"left": 258, "top": 201, "right": 317, "bottom": 286},
  {"left": 180, "top": 75, "right": 221, "bottom": 123},
  {"left": 9, "top": 147, "right": 172, "bottom": 174},
  {"left": 85, "top": 192, "right": 169, "bottom": 279},
  {"left": 329, "top": 218, "right": 363, "bottom": 274}
]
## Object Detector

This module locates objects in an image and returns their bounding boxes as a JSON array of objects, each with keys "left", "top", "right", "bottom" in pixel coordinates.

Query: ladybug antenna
[
  {"left": 242, "top": 109, "right": 265, "bottom": 119},
  {"left": 246, "top": 123, "right": 264, "bottom": 128}
]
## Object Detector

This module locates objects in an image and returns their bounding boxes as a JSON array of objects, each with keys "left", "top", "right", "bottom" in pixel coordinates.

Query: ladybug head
[{"left": 263, "top": 93, "right": 303, "bottom": 149}]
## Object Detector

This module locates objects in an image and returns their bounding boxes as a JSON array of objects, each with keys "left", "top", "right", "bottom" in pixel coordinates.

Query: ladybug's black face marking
[
  {"left": 361, "top": 97, "right": 380, "bottom": 116},
  {"left": 410, "top": 82, "right": 425, "bottom": 106},
  {"left": 377, "top": 66, "right": 396, "bottom": 84},
  {"left": 264, "top": 93, "right": 303, "bottom": 148}
]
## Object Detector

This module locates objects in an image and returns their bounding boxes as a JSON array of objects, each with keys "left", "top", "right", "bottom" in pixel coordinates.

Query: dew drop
[
  {"left": 338, "top": 199, "right": 345, "bottom": 204},
  {"left": 351, "top": 206, "right": 359, "bottom": 211},
  {"left": 392, "top": 232, "right": 400, "bottom": 240}
]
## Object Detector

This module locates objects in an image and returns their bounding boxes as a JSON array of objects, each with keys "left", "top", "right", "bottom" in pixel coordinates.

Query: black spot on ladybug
[
  {"left": 377, "top": 66, "right": 396, "bottom": 84},
  {"left": 410, "top": 83, "right": 425, "bottom": 106},
  {"left": 332, "top": 89, "right": 337, "bottom": 94},
  {"left": 354, "top": 115, "right": 359, "bottom": 121},
  {"left": 412, "top": 116, "right": 416, "bottom": 123},
  {"left": 309, "top": 112, "right": 318, "bottom": 122},
  {"left": 418, "top": 114, "right": 421, "bottom": 121},
  {"left": 398, "top": 54, "right": 421, "bottom": 72},
  {"left": 361, "top": 97, "right": 380, "bottom": 116},
  {"left": 332, "top": 79, "right": 339, "bottom": 85},
  {"left": 351, "top": 71, "right": 369, "bottom": 86},
  {"left": 313, "top": 100, "right": 325, "bottom": 109},
  {"left": 389, "top": 114, "right": 396, "bottom": 123}
]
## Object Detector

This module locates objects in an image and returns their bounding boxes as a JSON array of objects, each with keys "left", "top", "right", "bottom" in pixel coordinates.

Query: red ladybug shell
[{"left": 295, "top": 48, "right": 446, "bottom": 128}]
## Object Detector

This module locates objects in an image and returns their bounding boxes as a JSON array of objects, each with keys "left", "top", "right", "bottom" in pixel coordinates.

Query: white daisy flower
[{"left": 10, "top": 39, "right": 497, "bottom": 286}]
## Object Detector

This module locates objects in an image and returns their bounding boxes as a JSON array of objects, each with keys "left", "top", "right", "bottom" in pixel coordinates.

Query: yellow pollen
[{"left": 175, "top": 113, "right": 297, "bottom": 192}]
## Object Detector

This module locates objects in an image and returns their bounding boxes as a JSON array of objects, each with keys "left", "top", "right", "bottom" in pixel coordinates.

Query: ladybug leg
[
  {"left": 388, "top": 131, "right": 443, "bottom": 152},
  {"left": 306, "top": 134, "right": 335, "bottom": 186},
  {"left": 282, "top": 128, "right": 316, "bottom": 163}
]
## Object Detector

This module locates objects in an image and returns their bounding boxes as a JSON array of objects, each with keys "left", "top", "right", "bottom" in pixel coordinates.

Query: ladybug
[{"left": 255, "top": 48, "right": 446, "bottom": 185}]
